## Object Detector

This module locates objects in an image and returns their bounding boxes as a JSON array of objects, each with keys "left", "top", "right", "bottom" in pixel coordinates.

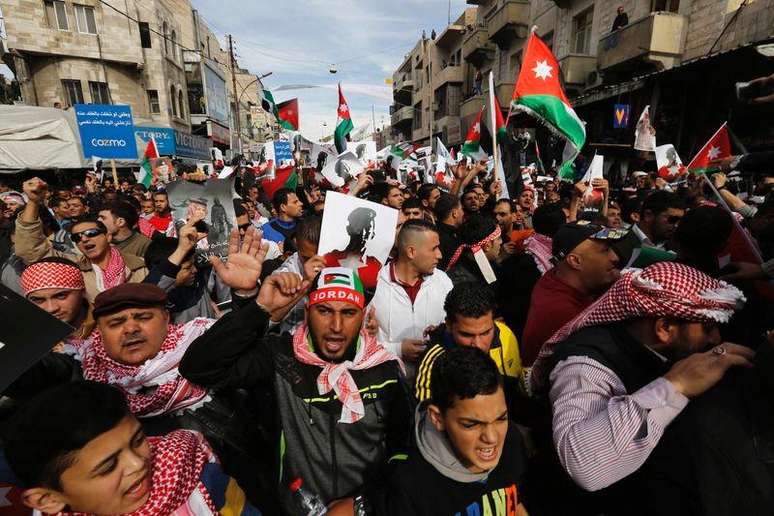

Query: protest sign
[
  {"left": 0, "top": 284, "right": 73, "bottom": 393},
  {"left": 75, "top": 104, "right": 137, "bottom": 159}
]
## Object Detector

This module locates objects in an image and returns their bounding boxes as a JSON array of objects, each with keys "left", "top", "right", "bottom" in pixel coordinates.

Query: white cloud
[{"left": 191, "top": 0, "right": 469, "bottom": 136}]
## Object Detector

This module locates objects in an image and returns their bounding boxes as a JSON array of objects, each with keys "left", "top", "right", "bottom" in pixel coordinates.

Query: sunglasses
[
  {"left": 667, "top": 215, "right": 683, "bottom": 224},
  {"left": 71, "top": 227, "right": 105, "bottom": 243},
  {"left": 238, "top": 223, "right": 251, "bottom": 232}
]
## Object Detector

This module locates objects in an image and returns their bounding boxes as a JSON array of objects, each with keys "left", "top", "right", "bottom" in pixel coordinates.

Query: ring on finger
[{"left": 712, "top": 346, "right": 727, "bottom": 356}]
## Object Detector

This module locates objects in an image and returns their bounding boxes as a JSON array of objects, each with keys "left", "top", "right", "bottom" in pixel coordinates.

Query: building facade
[
  {"left": 391, "top": 0, "right": 774, "bottom": 156},
  {"left": 0, "top": 0, "right": 274, "bottom": 158}
]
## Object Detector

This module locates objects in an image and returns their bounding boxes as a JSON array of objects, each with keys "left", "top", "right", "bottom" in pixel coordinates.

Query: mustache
[{"left": 121, "top": 331, "right": 146, "bottom": 345}]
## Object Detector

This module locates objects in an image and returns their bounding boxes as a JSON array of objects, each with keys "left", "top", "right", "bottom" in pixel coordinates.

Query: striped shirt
[{"left": 549, "top": 356, "right": 688, "bottom": 491}]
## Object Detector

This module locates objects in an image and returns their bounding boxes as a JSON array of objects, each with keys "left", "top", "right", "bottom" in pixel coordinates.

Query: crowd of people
[{"left": 0, "top": 151, "right": 772, "bottom": 515}]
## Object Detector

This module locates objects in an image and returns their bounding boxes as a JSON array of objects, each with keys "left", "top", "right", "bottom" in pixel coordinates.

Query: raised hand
[
  {"left": 210, "top": 226, "right": 268, "bottom": 291},
  {"left": 256, "top": 272, "right": 310, "bottom": 322},
  {"left": 22, "top": 177, "right": 48, "bottom": 204}
]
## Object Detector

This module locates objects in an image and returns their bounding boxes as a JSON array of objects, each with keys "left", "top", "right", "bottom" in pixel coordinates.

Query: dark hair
[
  {"left": 457, "top": 214, "right": 497, "bottom": 245},
  {"left": 144, "top": 235, "right": 192, "bottom": 268},
  {"left": 295, "top": 214, "right": 322, "bottom": 246},
  {"left": 433, "top": 192, "right": 460, "bottom": 222},
  {"left": 25, "top": 255, "right": 81, "bottom": 271},
  {"left": 444, "top": 281, "right": 496, "bottom": 318},
  {"left": 430, "top": 346, "right": 502, "bottom": 411},
  {"left": 621, "top": 196, "right": 643, "bottom": 224},
  {"left": 532, "top": 202, "right": 567, "bottom": 237},
  {"left": 641, "top": 190, "right": 685, "bottom": 217},
  {"left": 69, "top": 216, "right": 107, "bottom": 234},
  {"left": 233, "top": 201, "right": 247, "bottom": 218},
  {"left": 372, "top": 182, "right": 395, "bottom": 203},
  {"left": 152, "top": 190, "right": 168, "bottom": 199},
  {"left": 417, "top": 183, "right": 439, "bottom": 201},
  {"left": 402, "top": 196, "right": 422, "bottom": 211},
  {"left": 675, "top": 205, "right": 733, "bottom": 256},
  {"left": 68, "top": 195, "right": 86, "bottom": 205},
  {"left": 2, "top": 381, "right": 131, "bottom": 488},
  {"left": 48, "top": 196, "right": 69, "bottom": 209},
  {"left": 397, "top": 219, "right": 437, "bottom": 250},
  {"left": 272, "top": 188, "right": 296, "bottom": 213},
  {"left": 105, "top": 201, "right": 139, "bottom": 230},
  {"left": 495, "top": 198, "right": 514, "bottom": 211}
]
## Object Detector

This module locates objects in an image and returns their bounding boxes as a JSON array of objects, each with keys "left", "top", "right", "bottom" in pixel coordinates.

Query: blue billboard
[
  {"left": 75, "top": 104, "right": 137, "bottom": 159},
  {"left": 135, "top": 127, "right": 176, "bottom": 155}
]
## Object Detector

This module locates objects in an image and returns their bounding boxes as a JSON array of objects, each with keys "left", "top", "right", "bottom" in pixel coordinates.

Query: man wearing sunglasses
[{"left": 15, "top": 177, "right": 147, "bottom": 302}]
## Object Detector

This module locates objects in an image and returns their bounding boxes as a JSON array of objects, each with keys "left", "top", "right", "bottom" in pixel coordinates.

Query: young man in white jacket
[{"left": 370, "top": 219, "right": 453, "bottom": 380}]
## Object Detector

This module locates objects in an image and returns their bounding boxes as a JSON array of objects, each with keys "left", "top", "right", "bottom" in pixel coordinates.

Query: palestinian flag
[
  {"left": 260, "top": 88, "right": 277, "bottom": 115},
  {"left": 277, "top": 98, "right": 299, "bottom": 131},
  {"left": 687, "top": 122, "right": 731, "bottom": 174},
  {"left": 261, "top": 165, "right": 298, "bottom": 201},
  {"left": 335, "top": 84, "right": 354, "bottom": 153},
  {"left": 138, "top": 137, "right": 159, "bottom": 188},
  {"left": 462, "top": 106, "right": 487, "bottom": 161},
  {"left": 511, "top": 32, "right": 586, "bottom": 180},
  {"left": 493, "top": 95, "right": 507, "bottom": 144}
]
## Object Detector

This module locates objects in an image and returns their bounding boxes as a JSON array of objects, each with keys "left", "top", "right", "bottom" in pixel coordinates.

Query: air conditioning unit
[{"left": 585, "top": 70, "right": 604, "bottom": 89}]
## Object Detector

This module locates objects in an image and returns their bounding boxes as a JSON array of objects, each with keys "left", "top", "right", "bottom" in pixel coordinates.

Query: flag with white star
[
  {"left": 335, "top": 83, "right": 355, "bottom": 153},
  {"left": 510, "top": 32, "right": 586, "bottom": 180},
  {"left": 686, "top": 122, "right": 732, "bottom": 174}
]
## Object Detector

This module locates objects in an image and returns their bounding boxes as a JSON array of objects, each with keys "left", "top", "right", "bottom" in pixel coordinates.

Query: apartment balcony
[
  {"left": 435, "top": 115, "right": 463, "bottom": 145},
  {"left": 462, "top": 26, "right": 495, "bottom": 66},
  {"left": 487, "top": 0, "right": 530, "bottom": 48},
  {"left": 393, "top": 76, "right": 414, "bottom": 104},
  {"left": 391, "top": 106, "right": 414, "bottom": 126},
  {"left": 597, "top": 12, "right": 687, "bottom": 72},
  {"left": 558, "top": 54, "right": 598, "bottom": 85},
  {"left": 460, "top": 94, "right": 484, "bottom": 121},
  {"left": 483, "top": 82, "right": 515, "bottom": 109},
  {"left": 435, "top": 65, "right": 463, "bottom": 88}
]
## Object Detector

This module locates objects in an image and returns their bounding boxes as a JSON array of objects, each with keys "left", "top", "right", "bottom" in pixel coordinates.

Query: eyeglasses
[
  {"left": 71, "top": 227, "right": 105, "bottom": 243},
  {"left": 667, "top": 215, "right": 683, "bottom": 224}
]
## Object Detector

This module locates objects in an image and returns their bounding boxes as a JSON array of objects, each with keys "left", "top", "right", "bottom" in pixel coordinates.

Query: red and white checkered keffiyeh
[
  {"left": 530, "top": 262, "right": 746, "bottom": 392},
  {"left": 21, "top": 261, "right": 85, "bottom": 295},
  {"left": 59, "top": 430, "right": 218, "bottom": 516},
  {"left": 524, "top": 233, "right": 554, "bottom": 275},
  {"left": 73, "top": 318, "right": 213, "bottom": 417},
  {"left": 445, "top": 225, "right": 502, "bottom": 271},
  {"left": 92, "top": 246, "right": 127, "bottom": 291},
  {"left": 292, "top": 322, "right": 403, "bottom": 423}
]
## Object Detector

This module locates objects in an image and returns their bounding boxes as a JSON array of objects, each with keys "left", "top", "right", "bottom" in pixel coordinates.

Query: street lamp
[{"left": 235, "top": 71, "right": 273, "bottom": 153}]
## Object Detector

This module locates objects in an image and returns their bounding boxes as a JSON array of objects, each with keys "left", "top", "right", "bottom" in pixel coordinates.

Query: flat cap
[{"left": 92, "top": 283, "right": 167, "bottom": 318}]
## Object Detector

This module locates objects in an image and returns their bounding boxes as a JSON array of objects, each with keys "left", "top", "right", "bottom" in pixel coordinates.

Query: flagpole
[{"left": 488, "top": 71, "right": 499, "bottom": 184}]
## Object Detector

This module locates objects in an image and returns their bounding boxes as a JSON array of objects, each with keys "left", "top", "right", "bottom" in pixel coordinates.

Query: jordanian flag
[
  {"left": 261, "top": 165, "right": 298, "bottom": 201},
  {"left": 687, "top": 122, "right": 731, "bottom": 175},
  {"left": 511, "top": 32, "right": 586, "bottom": 180},
  {"left": 461, "top": 106, "right": 487, "bottom": 161},
  {"left": 277, "top": 98, "right": 299, "bottom": 131},
  {"left": 335, "top": 84, "right": 354, "bottom": 153},
  {"left": 493, "top": 94, "right": 507, "bottom": 144},
  {"left": 138, "top": 137, "right": 159, "bottom": 188}
]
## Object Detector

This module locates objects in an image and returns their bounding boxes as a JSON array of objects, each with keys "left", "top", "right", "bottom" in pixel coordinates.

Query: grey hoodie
[{"left": 415, "top": 403, "right": 490, "bottom": 483}]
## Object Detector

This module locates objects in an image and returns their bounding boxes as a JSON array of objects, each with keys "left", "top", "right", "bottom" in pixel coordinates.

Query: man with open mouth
[{"left": 15, "top": 177, "right": 147, "bottom": 302}]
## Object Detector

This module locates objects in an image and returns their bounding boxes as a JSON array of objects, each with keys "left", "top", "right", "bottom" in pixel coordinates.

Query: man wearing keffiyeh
[
  {"left": 181, "top": 254, "right": 413, "bottom": 514},
  {"left": 535, "top": 262, "right": 753, "bottom": 512}
]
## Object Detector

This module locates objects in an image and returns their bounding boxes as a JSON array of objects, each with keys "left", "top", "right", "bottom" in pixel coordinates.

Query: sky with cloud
[{"left": 190, "top": 0, "right": 470, "bottom": 141}]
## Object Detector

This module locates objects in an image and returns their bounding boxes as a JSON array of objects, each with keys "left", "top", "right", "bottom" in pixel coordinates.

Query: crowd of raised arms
[{"left": 0, "top": 154, "right": 772, "bottom": 516}]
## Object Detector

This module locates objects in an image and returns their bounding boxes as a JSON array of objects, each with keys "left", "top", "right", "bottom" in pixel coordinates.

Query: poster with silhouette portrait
[
  {"left": 318, "top": 192, "right": 398, "bottom": 290},
  {"left": 320, "top": 151, "right": 366, "bottom": 188},
  {"left": 346, "top": 140, "right": 377, "bottom": 164},
  {"left": 167, "top": 177, "right": 236, "bottom": 258}
]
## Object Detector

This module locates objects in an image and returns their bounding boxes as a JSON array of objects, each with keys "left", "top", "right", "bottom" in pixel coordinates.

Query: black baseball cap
[{"left": 552, "top": 221, "right": 629, "bottom": 261}]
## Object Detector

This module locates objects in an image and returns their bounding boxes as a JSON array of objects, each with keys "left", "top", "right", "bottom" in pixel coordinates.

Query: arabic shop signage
[{"left": 75, "top": 104, "right": 138, "bottom": 159}]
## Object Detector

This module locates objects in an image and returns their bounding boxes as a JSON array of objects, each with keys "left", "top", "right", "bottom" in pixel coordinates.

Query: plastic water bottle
[{"left": 289, "top": 477, "right": 327, "bottom": 515}]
